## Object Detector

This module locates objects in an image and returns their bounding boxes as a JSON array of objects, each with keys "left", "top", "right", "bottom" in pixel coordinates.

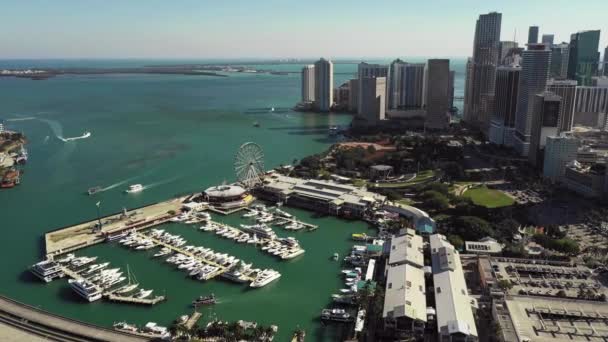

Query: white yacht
[
  {"left": 136, "top": 289, "right": 153, "bottom": 299},
  {"left": 250, "top": 269, "right": 281, "bottom": 288},
  {"left": 240, "top": 224, "right": 277, "bottom": 239},
  {"left": 30, "top": 260, "right": 64, "bottom": 283},
  {"left": 68, "top": 279, "right": 102, "bottom": 302},
  {"left": 125, "top": 184, "right": 144, "bottom": 194},
  {"left": 83, "top": 262, "right": 110, "bottom": 275}
]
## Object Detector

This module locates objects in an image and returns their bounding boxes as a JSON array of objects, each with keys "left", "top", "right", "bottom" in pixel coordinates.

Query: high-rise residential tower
[
  {"left": 489, "top": 66, "right": 520, "bottom": 146},
  {"left": 513, "top": 44, "right": 552, "bottom": 156},
  {"left": 547, "top": 79, "right": 577, "bottom": 132},
  {"left": 301, "top": 65, "right": 315, "bottom": 103},
  {"left": 550, "top": 43, "right": 570, "bottom": 79},
  {"left": 528, "top": 26, "right": 539, "bottom": 44},
  {"left": 425, "top": 59, "right": 451, "bottom": 130},
  {"left": 359, "top": 77, "right": 386, "bottom": 124},
  {"left": 358, "top": 62, "right": 388, "bottom": 115},
  {"left": 464, "top": 12, "right": 502, "bottom": 133},
  {"left": 388, "top": 60, "right": 425, "bottom": 110},
  {"left": 542, "top": 34, "right": 555, "bottom": 46},
  {"left": 313, "top": 58, "right": 333, "bottom": 112},
  {"left": 348, "top": 79, "right": 359, "bottom": 112},
  {"left": 568, "top": 30, "right": 601, "bottom": 86}
]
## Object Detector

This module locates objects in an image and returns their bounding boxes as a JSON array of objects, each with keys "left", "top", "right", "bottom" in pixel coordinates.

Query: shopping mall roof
[{"left": 204, "top": 185, "right": 246, "bottom": 198}]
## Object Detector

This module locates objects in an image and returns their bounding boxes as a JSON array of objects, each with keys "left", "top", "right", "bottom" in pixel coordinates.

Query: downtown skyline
[{"left": 1, "top": 0, "right": 607, "bottom": 59}]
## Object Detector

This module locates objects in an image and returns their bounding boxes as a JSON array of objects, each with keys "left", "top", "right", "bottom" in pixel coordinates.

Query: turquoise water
[{"left": 0, "top": 59, "right": 465, "bottom": 340}]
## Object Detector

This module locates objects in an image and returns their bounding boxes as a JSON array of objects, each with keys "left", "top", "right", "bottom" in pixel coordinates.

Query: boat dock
[
  {"left": 182, "top": 312, "right": 203, "bottom": 330},
  {"left": 106, "top": 293, "right": 165, "bottom": 305},
  {"left": 132, "top": 232, "right": 233, "bottom": 280},
  {"left": 60, "top": 266, "right": 165, "bottom": 306},
  {"left": 243, "top": 208, "right": 318, "bottom": 231},
  {"left": 45, "top": 197, "right": 186, "bottom": 258}
]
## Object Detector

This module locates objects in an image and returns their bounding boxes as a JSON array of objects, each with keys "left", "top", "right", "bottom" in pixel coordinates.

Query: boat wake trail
[
  {"left": 100, "top": 176, "right": 139, "bottom": 192},
  {"left": 39, "top": 118, "right": 91, "bottom": 142},
  {"left": 142, "top": 176, "right": 181, "bottom": 190},
  {"left": 6, "top": 116, "right": 37, "bottom": 122}
]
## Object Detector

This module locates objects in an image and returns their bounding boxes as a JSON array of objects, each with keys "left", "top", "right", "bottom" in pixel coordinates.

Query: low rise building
[
  {"left": 387, "top": 229, "right": 424, "bottom": 268},
  {"left": 465, "top": 237, "right": 503, "bottom": 254},
  {"left": 258, "top": 172, "right": 386, "bottom": 218},
  {"left": 383, "top": 204, "right": 436, "bottom": 234},
  {"left": 383, "top": 263, "right": 427, "bottom": 335},
  {"left": 562, "top": 161, "right": 607, "bottom": 198},
  {"left": 430, "top": 234, "right": 478, "bottom": 341}
]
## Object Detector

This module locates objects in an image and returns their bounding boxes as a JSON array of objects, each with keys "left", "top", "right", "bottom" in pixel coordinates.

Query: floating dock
[
  {"left": 182, "top": 312, "right": 203, "bottom": 330},
  {"left": 106, "top": 293, "right": 165, "bottom": 305},
  {"left": 60, "top": 266, "right": 165, "bottom": 306}
]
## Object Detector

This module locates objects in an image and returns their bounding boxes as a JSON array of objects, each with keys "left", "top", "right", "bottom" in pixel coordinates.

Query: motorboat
[
  {"left": 136, "top": 289, "right": 153, "bottom": 299},
  {"left": 87, "top": 186, "right": 102, "bottom": 196},
  {"left": 30, "top": 259, "right": 64, "bottom": 283},
  {"left": 250, "top": 269, "right": 281, "bottom": 288},
  {"left": 125, "top": 184, "right": 144, "bottom": 194},
  {"left": 69, "top": 278, "right": 102, "bottom": 302},
  {"left": 321, "top": 308, "right": 354, "bottom": 322},
  {"left": 192, "top": 293, "right": 216, "bottom": 306}
]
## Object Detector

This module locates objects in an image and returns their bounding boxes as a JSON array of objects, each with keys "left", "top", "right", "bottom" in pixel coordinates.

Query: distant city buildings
[
  {"left": 549, "top": 43, "right": 570, "bottom": 80},
  {"left": 541, "top": 34, "right": 554, "bottom": 46},
  {"left": 358, "top": 76, "right": 387, "bottom": 124},
  {"left": 547, "top": 79, "right": 577, "bottom": 132},
  {"left": 388, "top": 60, "right": 425, "bottom": 110},
  {"left": 528, "top": 26, "right": 539, "bottom": 44},
  {"left": 348, "top": 79, "right": 359, "bottom": 112},
  {"left": 568, "top": 30, "right": 601, "bottom": 86},
  {"left": 425, "top": 59, "right": 451, "bottom": 130},
  {"left": 489, "top": 66, "right": 520, "bottom": 146},
  {"left": 529, "top": 91, "right": 561, "bottom": 166},
  {"left": 573, "top": 85, "right": 608, "bottom": 128},
  {"left": 604, "top": 46, "right": 608, "bottom": 76},
  {"left": 543, "top": 134, "right": 579, "bottom": 182},
  {"left": 313, "top": 58, "right": 333, "bottom": 112},
  {"left": 513, "top": 44, "right": 552, "bottom": 156},
  {"left": 464, "top": 12, "right": 502, "bottom": 134},
  {"left": 498, "top": 41, "right": 518, "bottom": 65},
  {"left": 300, "top": 65, "right": 315, "bottom": 103}
]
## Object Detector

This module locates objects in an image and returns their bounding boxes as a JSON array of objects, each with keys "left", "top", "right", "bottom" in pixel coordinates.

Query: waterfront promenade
[
  {"left": 45, "top": 197, "right": 185, "bottom": 257},
  {"left": 0, "top": 295, "right": 148, "bottom": 342}
]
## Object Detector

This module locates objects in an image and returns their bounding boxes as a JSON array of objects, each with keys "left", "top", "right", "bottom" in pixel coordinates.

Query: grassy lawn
[
  {"left": 372, "top": 170, "right": 436, "bottom": 189},
  {"left": 462, "top": 185, "right": 514, "bottom": 208}
]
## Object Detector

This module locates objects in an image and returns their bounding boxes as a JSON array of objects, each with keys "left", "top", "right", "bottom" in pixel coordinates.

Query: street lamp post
[{"left": 96, "top": 201, "right": 102, "bottom": 232}]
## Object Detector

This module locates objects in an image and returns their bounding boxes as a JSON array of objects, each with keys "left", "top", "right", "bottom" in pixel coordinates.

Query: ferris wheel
[{"left": 234, "top": 142, "right": 265, "bottom": 188}]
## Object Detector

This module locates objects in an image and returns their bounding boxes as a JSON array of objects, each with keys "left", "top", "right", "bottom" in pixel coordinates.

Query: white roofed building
[
  {"left": 430, "top": 234, "right": 478, "bottom": 341},
  {"left": 383, "top": 263, "right": 427, "bottom": 336},
  {"left": 387, "top": 228, "right": 424, "bottom": 268}
]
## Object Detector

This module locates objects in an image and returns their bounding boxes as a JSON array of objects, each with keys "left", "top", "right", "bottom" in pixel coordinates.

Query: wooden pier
[
  {"left": 106, "top": 293, "right": 165, "bottom": 305},
  {"left": 182, "top": 312, "right": 203, "bottom": 330}
]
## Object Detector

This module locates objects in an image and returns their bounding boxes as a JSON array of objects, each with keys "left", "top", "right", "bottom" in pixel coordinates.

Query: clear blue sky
[{"left": 1, "top": 0, "right": 606, "bottom": 59}]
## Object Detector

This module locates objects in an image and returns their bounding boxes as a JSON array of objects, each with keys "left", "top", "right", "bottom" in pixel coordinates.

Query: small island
[{"left": 0, "top": 127, "right": 28, "bottom": 188}]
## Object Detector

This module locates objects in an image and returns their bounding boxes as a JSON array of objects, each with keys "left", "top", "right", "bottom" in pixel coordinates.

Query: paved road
[{"left": 0, "top": 295, "right": 149, "bottom": 342}]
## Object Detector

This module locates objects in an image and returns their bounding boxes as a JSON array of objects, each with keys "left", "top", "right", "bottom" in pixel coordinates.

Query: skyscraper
[
  {"left": 529, "top": 92, "right": 561, "bottom": 166},
  {"left": 388, "top": 60, "right": 425, "bottom": 110},
  {"left": 359, "top": 77, "right": 386, "bottom": 124},
  {"left": 541, "top": 34, "right": 555, "bottom": 46},
  {"left": 543, "top": 135, "right": 579, "bottom": 182},
  {"left": 573, "top": 86, "right": 608, "bottom": 128},
  {"left": 425, "top": 59, "right": 451, "bottom": 130},
  {"left": 513, "top": 44, "right": 551, "bottom": 156},
  {"left": 489, "top": 66, "right": 520, "bottom": 146},
  {"left": 550, "top": 43, "right": 570, "bottom": 79},
  {"left": 301, "top": 65, "right": 315, "bottom": 103},
  {"left": 528, "top": 26, "right": 539, "bottom": 44},
  {"left": 314, "top": 58, "right": 333, "bottom": 112},
  {"left": 358, "top": 62, "right": 388, "bottom": 115},
  {"left": 547, "top": 79, "right": 577, "bottom": 132},
  {"left": 348, "top": 79, "right": 359, "bottom": 113},
  {"left": 464, "top": 12, "right": 502, "bottom": 133},
  {"left": 604, "top": 46, "right": 608, "bottom": 77},
  {"left": 568, "top": 30, "right": 601, "bottom": 86},
  {"left": 499, "top": 41, "right": 518, "bottom": 65}
]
